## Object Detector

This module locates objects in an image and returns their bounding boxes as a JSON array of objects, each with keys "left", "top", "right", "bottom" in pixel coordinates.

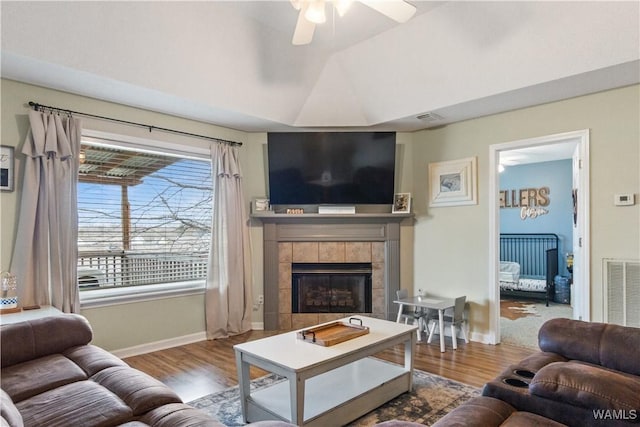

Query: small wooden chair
[{"left": 427, "top": 296, "right": 470, "bottom": 350}]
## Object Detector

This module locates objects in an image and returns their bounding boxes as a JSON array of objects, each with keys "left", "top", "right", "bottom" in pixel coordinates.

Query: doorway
[{"left": 488, "top": 130, "right": 590, "bottom": 345}]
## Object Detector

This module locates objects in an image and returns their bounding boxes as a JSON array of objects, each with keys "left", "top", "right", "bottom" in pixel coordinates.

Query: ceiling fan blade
[
  {"left": 358, "top": 0, "right": 417, "bottom": 23},
  {"left": 292, "top": 7, "right": 316, "bottom": 45}
]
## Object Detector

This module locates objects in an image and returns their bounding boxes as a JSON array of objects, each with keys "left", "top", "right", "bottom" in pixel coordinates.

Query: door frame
[{"left": 488, "top": 129, "right": 590, "bottom": 344}]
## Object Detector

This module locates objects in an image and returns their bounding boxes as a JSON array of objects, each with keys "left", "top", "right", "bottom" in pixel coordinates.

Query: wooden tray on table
[{"left": 297, "top": 317, "right": 369, "bottom": 346}]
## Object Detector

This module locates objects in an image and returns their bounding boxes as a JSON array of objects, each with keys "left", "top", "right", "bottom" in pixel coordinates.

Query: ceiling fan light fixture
[
  {"left": 305, "top": 0, "right": 327, "bottom": 24},
  {"left": 333, "top": 0, "right": 353, "bottom": 17},
  {"left": 291, "top": 0, "right": 416, "bottom": 45}
]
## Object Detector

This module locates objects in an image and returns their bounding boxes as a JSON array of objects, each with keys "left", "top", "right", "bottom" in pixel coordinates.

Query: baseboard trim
[
  {"left": 110, "top": 326, "right": 491, "bottom": 358},
  {"left": 111, "top": 332, "right": 207, "bottom": 359},
  {"left": 251, "top": 321, "right": 264, "bottom": 330},
  {"left": 112, "top": 324, "right": 266, "bottom": 358},
  {"left": 469, "top": 331, "right": 493, "bottom": 344}
]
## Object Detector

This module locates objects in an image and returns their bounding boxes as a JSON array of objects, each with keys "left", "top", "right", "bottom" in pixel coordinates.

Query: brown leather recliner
[
  {"left": 482, "top": 318, "right": 640, "bottom": 427},
  {"left": 0, "top": 314, "right": 223, "bottom": 427}
]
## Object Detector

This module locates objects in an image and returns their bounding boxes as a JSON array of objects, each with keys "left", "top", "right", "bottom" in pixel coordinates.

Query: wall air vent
[
  {"left": 604, "top": 258, "right": 640, "bottom": 327},
  {"left": 417, "top": 112, "right": 443, "bottom": 122}
]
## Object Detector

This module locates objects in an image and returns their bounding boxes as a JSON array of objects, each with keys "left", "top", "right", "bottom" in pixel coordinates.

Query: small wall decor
[
  {"left": 428, "top": 157, "right": 477, "bottom": 207},
  {"left": 0, "top": 271, "right": 19, "bottom": 314},
  {"left": 500, "top": 186, "right": 551, "bottom": 220},
  {"left": 392, "top": 193, "right": 411, "bottom": 213},
  {"left": 0, "top": 146, "right": 14, "bottom": 192},
  {"left": 251, "top": 197, "right": 270, "bottom": 213}
]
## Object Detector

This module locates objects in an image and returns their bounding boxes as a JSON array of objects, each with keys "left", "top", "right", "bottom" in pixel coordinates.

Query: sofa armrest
[
  {"left": 0, "top": 389, "right": 24, "bottom": 427},
  {"left": 0, "top": 389, "right": 23, "bottom": 427},
  {"left": 530, "top": 361, "right": 640, "bottom": 412},
  {"left": 514, "top": 352, "right": 568, "bottom": 373},
  {"left": 1, "top": 314, "right": 92, "bottom": 368}
]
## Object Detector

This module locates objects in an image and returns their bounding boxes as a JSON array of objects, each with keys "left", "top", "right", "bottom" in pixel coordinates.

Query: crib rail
[{"left": 500, "top": 233, "right": 559, "bottom": 277}]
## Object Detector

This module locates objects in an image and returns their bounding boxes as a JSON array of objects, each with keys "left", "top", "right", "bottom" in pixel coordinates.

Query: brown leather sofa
[
  {"left": 432, "top": 318, "right": 640, "bottom": 427},
  {"left": 481, "top": 318, "right": 640, "bottom": 427},
  {"left": 0, "top": 314, "right": 223, "bottom": 427},
  {"left": 432, "top": 396, "right": 566, "bottom": 426}
]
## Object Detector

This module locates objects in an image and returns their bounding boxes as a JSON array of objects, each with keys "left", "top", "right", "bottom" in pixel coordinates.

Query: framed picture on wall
[
  {"left": 392, "top": 193, "right": 411, "bottom": 213},
  {"left": 251, "top": 197, "right": 270, "bottom": 213},
  {"left": 428, "top": 157, "right": 477, "bottom": 207},
  {"left": 0, "top": 146, "right": 14, "bottom": 192}
]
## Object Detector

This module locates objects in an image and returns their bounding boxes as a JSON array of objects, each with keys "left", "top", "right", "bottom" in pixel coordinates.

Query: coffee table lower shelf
[{"left": 245, "top": 357, "right": 410, "bottom": 427}]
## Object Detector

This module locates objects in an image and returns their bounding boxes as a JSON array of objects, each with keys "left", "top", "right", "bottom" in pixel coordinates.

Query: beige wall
[
  {"left": 244, "top": 132, "right": 416, "bottom": 324},
  {"left": 0, "top": 79, "right": 248, "bottom": 350},
  {"left": 2, "top": 78, "right": 638, "bottom": 350},
  {"left": 411, "top": 84, "right": 640, "bottom": 337}
]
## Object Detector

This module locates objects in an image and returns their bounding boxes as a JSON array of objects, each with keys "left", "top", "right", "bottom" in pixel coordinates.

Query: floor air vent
[{"left": 604, "top": 259, "right": 640, "bottom": 327}]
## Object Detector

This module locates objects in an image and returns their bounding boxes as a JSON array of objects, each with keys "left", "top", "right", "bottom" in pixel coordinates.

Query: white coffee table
[{"left": 234, "top": 316, "right": 417, "bottom": 427}]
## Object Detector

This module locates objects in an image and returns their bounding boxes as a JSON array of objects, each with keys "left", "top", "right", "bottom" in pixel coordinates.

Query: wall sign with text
[{"left": 500, "top": 187, "right": 550, "bottom": 220}]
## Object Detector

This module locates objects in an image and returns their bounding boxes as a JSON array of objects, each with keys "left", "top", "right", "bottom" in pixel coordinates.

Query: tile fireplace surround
[{"left": 253, "top": 212, "right": 410, "bottom": 331}]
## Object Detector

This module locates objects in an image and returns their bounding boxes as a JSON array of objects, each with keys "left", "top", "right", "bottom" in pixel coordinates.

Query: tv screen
[{"left": 267, "top": 132, "right": 396, "bottom": 205}]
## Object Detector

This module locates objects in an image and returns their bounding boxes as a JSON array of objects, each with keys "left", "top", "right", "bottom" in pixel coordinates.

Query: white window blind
[{"left": 77, "top": 141, "right": 212, "bottom": 290}]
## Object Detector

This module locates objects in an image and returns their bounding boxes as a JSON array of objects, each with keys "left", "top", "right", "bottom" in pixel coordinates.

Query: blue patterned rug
[{"left": 189, "top": 366, "right": 479, "bottom": 426}]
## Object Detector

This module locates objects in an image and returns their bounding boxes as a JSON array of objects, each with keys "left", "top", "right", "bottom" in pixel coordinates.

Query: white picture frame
[
  {"left": 251, "top": 197, "right": 270, "bottom": 213},
  {"left": 392, "top": 193, "right": 411, "bottom": 213},
  {"left": 428, "top": 157, "right": 477, "bottom": 207}
]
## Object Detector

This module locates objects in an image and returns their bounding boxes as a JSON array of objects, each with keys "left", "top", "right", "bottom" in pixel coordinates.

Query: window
[{"left": 77, "top": 139, "right": 212, "bottom": 295}]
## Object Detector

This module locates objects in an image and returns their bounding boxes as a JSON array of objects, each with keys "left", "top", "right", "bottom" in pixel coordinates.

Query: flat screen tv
[{"left": 267, "top": 132, "right": 396, "bottom": 205}]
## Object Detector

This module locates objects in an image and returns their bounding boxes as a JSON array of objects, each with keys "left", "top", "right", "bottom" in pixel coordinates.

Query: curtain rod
[{"left": 27, "top": 101, "right": 242, "bottom": 147}]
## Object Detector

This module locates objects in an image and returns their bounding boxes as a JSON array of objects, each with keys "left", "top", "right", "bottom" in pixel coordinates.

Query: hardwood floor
[{"left": 124, "top": 330, "right": 535, "bottom": 403}]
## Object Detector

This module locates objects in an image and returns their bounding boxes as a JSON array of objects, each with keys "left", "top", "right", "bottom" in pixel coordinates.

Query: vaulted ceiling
[{"left": 1, "top": 1, "right": 639, "bottom": 132}]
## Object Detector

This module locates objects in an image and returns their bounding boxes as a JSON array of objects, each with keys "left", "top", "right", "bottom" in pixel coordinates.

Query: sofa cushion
[
  {"left": 16, "top": 380, "right": 132, "bottom": 427},
  {"left": 0, "top": 354, "right": 87, "bottom": 402},
  {"left": 0, "top": 389, "right": 23, "bottom": 427},
  {"left": 538, "top": 319, "right": 640, "bottom": 375},
  {"left": 432, "top": 396, "right": 516, "bottom": 427},
  {"left": 530, "top": 361, "right": 640, "bottom": 412},
  {"left": 64, "top": 344, "right": 128, "bottom": 376},
  {"left": 501, "top": 411, "right": 566, "bottom": 426},
  {"left": 373, "top": 422, "right": 427, "bottom": 427},
  {"left": 0, "top": 314, "right": 92, "bottom": 368},
  {"left": 91, "top": 366, "right": 182, "bottom": 416},
  {"left": 138, "top": 403, "right": 225, "bottom": 427},
  {"left": 598, "top": 322, "right": 640, "bottom": 376}
]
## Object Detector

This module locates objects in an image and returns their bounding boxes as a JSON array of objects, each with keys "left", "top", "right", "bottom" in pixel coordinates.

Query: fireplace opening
[{"left": 292, "top": 263, "right": 372, "bottom": 314}]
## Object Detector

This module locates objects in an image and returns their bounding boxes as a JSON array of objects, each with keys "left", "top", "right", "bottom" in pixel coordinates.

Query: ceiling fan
[{"left": 290, "top": 0, "right": 417, "bottom": 45}]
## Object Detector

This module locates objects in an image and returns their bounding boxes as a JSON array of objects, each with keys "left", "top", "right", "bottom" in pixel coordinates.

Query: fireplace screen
[{"left": 292, "top": 263, "right": 372, "bottom": 314}]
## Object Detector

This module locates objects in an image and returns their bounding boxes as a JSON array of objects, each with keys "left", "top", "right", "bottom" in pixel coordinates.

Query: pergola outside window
[{"left": 77, "top": 142, "right": 212, "bottom": 290}]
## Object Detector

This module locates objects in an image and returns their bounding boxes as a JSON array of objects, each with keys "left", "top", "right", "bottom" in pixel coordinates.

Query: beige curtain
[
  {"left": 205, "top": 143, "right": 252, "bottom": 339},
  {"left": 11, "top": 110, "right": 81, "bottom": 312}
]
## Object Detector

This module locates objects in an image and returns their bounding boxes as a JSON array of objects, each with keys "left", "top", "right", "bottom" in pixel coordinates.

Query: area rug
[
  {"left": 500, "top": 299, "right": 572, "bottom": 349},
  {"left": 189, "top": 368, "right": 480, "bottom": 426}
]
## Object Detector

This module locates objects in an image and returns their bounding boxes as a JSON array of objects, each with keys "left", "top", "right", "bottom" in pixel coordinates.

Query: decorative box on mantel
[{"left": 251, "top": 212, "right": 413, "bottom": 331}]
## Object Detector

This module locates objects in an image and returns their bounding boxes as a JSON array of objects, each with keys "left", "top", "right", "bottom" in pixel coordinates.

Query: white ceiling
[
  {"left": 1, "top": 1, "right": 639, "bottom": 133},
  {"left": 500, "top": 141, "right": 577, "bottom": 167}
]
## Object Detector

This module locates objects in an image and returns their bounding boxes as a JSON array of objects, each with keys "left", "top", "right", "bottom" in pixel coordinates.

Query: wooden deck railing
[{"left": 77, "top": 251, "right": 208, "bottom": 289}]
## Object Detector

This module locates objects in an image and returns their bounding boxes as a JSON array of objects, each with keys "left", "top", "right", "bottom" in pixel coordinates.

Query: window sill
[{"left": 80, "top": 280, "right": 205, "bottom": 309}]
